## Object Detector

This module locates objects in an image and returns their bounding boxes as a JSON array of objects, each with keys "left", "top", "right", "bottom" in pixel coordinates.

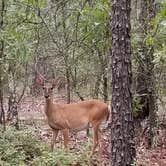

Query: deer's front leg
[
  {"left": 86, "top": 123, "right": 90, "bottom": 137},
  {"left": 51, "top": 129, "right": 59, "bottom": 151},
  {"left": 62, "top": 129, "right": 69, "bottom": 150}
]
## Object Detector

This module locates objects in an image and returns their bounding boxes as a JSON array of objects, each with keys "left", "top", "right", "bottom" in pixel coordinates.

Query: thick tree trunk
[{"left": 110, "top": 0, "right": 136, "bottom": 165}]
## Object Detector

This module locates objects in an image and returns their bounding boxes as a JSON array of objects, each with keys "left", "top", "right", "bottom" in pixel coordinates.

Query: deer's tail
[{"left": 106, "top": 104, "right": 111, "bottom": 122}]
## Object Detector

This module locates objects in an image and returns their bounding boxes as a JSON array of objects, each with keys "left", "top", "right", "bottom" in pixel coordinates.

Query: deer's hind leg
[{"left": 91, "top": 121, "right": 101, "bottom": 154}]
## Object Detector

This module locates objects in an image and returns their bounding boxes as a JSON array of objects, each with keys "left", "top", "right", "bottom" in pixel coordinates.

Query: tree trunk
[
  {"left": 0, "top": 90, "right": 5, "bottom": 131},
  {"left": 66, "top": 67, "right": 71, "bottom": 104},
  {"left": 147, "top": 0, "right": 158, "bottom": 148},
  {"left": 135, "top": 0, "right": 149, "bottom": 120},
  {"left": 0, "top": 0, "right": 6, "bottom": 131},
  {"left": 69, "top": 67, "right": 85, "bottom": 101},
  {"left": 136, "top": 0, "right": 157, "bottom": 148},
  {"left": 134, "top": 0, "right": 149, "bottom": 145},
  {"left": 110, "top": 0, "right": 136, "bottom": 165},
  {"left": 96, "top": 45, "right": 108, "bottom": 102},
  {"left": 103, "top": 74, "right": 108, "bottom": 102},
  {"left": 93, "top": 73, "right": 101, "bottom": 99}
]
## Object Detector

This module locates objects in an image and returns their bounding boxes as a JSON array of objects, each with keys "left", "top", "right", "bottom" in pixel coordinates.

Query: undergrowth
[{"left": 0, "top": 126, "right": 93, "bottom": 166}]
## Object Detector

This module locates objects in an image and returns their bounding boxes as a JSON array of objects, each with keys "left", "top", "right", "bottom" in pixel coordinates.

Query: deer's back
[{"left": 61, "top": 99, "right": 108, "bottom": 120}]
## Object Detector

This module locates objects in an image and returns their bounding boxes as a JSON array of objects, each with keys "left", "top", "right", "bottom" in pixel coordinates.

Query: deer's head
[{"left": 36, "top": 76, "right": 57, "bottom": 99}]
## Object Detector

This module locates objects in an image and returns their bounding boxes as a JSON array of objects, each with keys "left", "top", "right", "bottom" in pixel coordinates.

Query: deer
[{"left": 37, "top": 76, "right": 110, "bottom": 153}]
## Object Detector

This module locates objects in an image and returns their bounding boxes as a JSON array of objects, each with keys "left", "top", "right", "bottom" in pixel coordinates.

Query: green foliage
[
  {"left": 79, "top": 0, "right": 110, "bottom": 46},
  {"left": 2, "top": 0, "right": 46, "bottom": 62},
  {"left": 150, "top": 2, "right": 166, "bottom": 48},
  {"left": 33, "top": 147, "right": 91, "bottom": 166},
  {"left": 132, "top": 1, "right": 166, "bottom": 99},
  {"left": 133, "top": 96, "right": 143, "bottom": 118},
  {"left": 0, "top": 127, "right": 92, "bottom": 166},
  {"left": 154, "top": 45, "right": 166, "bottom": 66},
  {"left": 0, "top": 0, "right": 47, "bottom": 91},
  {"left": 0, "top": 127, "right": 46, "bottom": 165},
  {"left": 152, "top": 2, "right": 166, "bottom": 96}
]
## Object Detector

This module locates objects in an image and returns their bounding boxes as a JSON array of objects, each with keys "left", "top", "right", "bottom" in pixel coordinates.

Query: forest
[{"left": 0, "top": 0, "right": 166, "bottom": 165}]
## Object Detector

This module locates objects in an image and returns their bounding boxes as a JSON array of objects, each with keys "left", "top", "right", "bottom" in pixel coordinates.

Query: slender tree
[
  {"left": 110, "top": 0, "right": 136, "bottom": 165},
  {"left": 136, "top": 0, "right": 157, "bottom": 147},
  {"left": 147, "top": 0, "right": 158, "bottom": 148},
  {"left": 0, "top": 0, "right": 6, "bottom": 131}
]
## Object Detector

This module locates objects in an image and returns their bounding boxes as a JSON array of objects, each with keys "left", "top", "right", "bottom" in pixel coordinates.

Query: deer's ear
[
  {"left": 52, "top": 78, "right": 61, "bottom": 88},
  {"left": 36, "top": 76, "right": 44, "bottom": 86}
]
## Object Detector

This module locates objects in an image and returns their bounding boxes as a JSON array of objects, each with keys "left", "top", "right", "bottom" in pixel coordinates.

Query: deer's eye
[
  {"left": 50, "top": 87, "right": 53, "bottom": 90},
  {"left": 43, "top": 87, "right": 45, "bottom": 90}
]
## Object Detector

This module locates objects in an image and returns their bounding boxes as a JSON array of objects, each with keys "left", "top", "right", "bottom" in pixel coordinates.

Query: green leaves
[
  {"left": 0, "top": 0, "right": 47, "bottom": 81},
  {"left": 146, "top": 36, "right": 154, "bottom": 46},
  {"left": 27, "top": 0, "right": 47, "bottom": 7},
  {"left": 79, "top": 0, "right": 110, "bottom": 44}
]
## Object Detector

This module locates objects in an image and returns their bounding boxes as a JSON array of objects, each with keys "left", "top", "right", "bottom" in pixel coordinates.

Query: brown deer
[{"left": 37, "top": 77, "right": 110, "bottom": 153}]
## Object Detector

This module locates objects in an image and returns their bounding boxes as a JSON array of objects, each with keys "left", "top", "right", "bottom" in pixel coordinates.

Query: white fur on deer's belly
[
  {"left": 64, "top": 117, "right": 89, "bottom": 131},
  {"left": 69, "top": 123, "right": 89, "bottom": 132},
  {"left": 48, "top": 121, "right": 64, "bottom": 130},
  {"left": 47, "top": 113, "right": 90, "bottom": 131},
  {"left": 48, "top": 119, "right": 89, "bottom": 131}
]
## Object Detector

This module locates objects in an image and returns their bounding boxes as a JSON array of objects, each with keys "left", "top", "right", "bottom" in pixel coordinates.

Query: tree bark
[
  {"left": 103, "top": 74, "right": 108, "bottom": 102},
  {"left": 66, "top": 67, "right": 71, "bottom": 104},
  {"left": 0, "top": 0, "right": 6, "bottom": 131},
  {"left": 146, "top": 0, "right": 158, "bottom": 148},
  {"left": 110, "top": 0, "right": 136, "bottom": 165}
]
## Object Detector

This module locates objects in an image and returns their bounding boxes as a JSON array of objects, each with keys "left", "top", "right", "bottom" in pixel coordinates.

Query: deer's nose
[{"left": 45, "top": 95, "right": 49, "bottom": 98}]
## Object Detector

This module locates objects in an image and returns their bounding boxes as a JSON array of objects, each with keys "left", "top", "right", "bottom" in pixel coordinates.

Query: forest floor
[{"left": 14, "top": 96, "right": 166, "bottom": 165}]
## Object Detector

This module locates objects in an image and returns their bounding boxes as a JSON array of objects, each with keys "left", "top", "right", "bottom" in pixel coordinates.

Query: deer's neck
[{"left": 45, "top": 97, "right": 55, "bottom": 117}]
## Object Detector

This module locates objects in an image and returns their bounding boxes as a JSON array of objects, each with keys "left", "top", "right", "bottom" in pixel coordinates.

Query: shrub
[
  {"left": 0, "top": 127, "right": 46, "bottom": 165},
  {"left": 0, "top": 126, "right": 92, "bottom": 166},
  {"left": 32, "top": 140, "right": 92, "bottom": 166}
]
